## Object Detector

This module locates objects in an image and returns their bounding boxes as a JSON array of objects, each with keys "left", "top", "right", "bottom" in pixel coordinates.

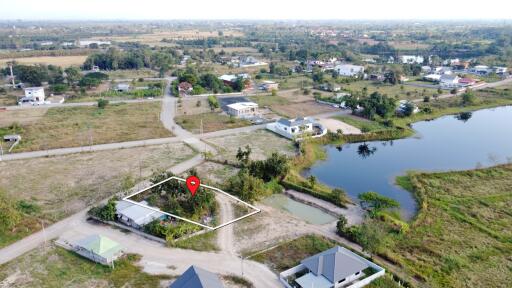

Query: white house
[
  {"left": 335, "top": 64, "right": 364, "bottom": 77},
  {"left": 115, "top": 83, "right": 131, "bottom": 92},
  {"left": 494, "top": 67, "right": 508, "bottom": 74},
  {"left": 469, "top": 65, "right": 491, "bottom": 75},
  {"left": 116, "top": 200, "right": 166, "bottom": 230},
  {"left": 266, "top": 117, "right": 326, "bottom": 140},
  {"left": 238, "top": 56, "right": 267, "bottom": 67},
  {"left": 226, "top": 102, "right": 259, "bottom": 118},
  {"left": 260, "top": 80, "right": 279, "bottom": 91},
  {"left": 400, "top": 55, "right": 424, "bottom": 64},
  {"left": 279, "top": 246, "right": 385, "bottom": 288},
  {"left": 20, "top": 87, "right": 45, "bottom": 105},
  {"left": 423, "top": 74, "right": 441, "bottom": 82},
  {"left": 440, "top": 74, "right": 461, "bottom": 88}
]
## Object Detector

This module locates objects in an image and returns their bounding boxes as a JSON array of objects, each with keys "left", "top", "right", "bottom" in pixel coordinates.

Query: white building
[
  {"left": 279, "top": 246, "right": 385, "bottom": 288},
  {"left": 238, "top": 56, "right": 267, "bottom": 67},
  {"left": 494, "top": 67, "right": 508, "bottom": 74},
  {"left": 20, "top": 87, "right": 45, "bottom": 105},
  {"left": 440, "top": 74, "right": 461, "bottom": 88},
  {"left": 401, "top": 55, "right": 424, "bottom": 64},
  {"left": 266, "top": 117, "right": 326, "bottom": 140},
  {"left": 335, "top": 64, "right": 365, "bottom": 77},
  {"left": 226, "top": 102, "right": 259, "bottom": 118},
  {"left": 423, "top": 74, "right": 441, "bottom": 82},
  {"left": 78, "top": 40, "right": 111, "bottom": 47},
  {"left": 469, "top": 65, "right": 491, "bottom": 75}
]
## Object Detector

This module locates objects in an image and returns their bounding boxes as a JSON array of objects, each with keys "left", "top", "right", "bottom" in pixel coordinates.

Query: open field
[
  {"left": 0, "top": 246, "right": 171, "bottom": 288},
  {"left": 0, "top": 142, "right": 195, "bottom": 248},
  {"left": 0, "top": 102, "right": 171, "bottom": 152},
  {"left": 206, "top": 129, "right": 296, "bottom": 163},
  {"left": 105, "top": 69, "right": 159, "bottom": 79},
  {"left": 340, "top": 80, "right": 438, "bottom": 101},
  {"left": 384, "top": 165, "right": 512, "bottom": 287},
  {"left": 274, "top": 76, "right": 313, "bottom": 90},
  {"left": 175, "top": 112, "right": 251, "bottom": 134},
  {"left": 389, "top": 41, "right": 431, "bottom": 50},
  {"left": 177, "top": 97, "right": 211, "bottom": 116},
  {"left": 195, "top": 161, "right": 239, "bottom": 185},
  {"left": 271, "top": 101, "right": 338, "bottom": 118},
  {"left": 333, "top": 115, "right": 388, "bottom": 133},
  {"left": 0, "top": 56, "right": 87, "bottom": 68}
]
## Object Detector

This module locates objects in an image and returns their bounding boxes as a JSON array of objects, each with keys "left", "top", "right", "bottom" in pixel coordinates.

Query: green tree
[
  {"left": 461, "top": 89, "right": 476, "bottom": 105},
  {"left": 236, "top": 145, "right": 252, "bottom": 166},
  {"left": 358, "top": 191, "right": 399, "bottom": 216},
  {"left": 336, "top": 215, "right": 348, "bottom": 235},
  {"left": 225, "top": 171, "right": 268, "bottom": 203},
  {"left": 64, "top": 66, "right": 81, "bottom": 85},
  {"left": 308, "top": 175, "right": 317, "bottom": 188}
]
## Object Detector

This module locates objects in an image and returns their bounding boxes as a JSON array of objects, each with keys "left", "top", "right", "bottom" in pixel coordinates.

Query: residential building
[
  {"left": 494, "top": 67, "right": 508, "bottom": 75},
  {"left": 423, "top": 74, "right": 441, "bottom": 82},
  {"left": 279, "top": 246, "right": 385, "bottom": 288},
  {"left": 400, "top": 55, "right": 424, "bottom": 64},
  {"left": 260, "top": 80, "right": 279, "bottom": 91},
  {"left": 226, "top": 102, "right": 259, "bottom": 118},
  {"left": 178, "top": 82, "right": 193, "bottom": 96},
  {"left": 238, "top": 56, "right": 267, "bottom": 67},
  {"left": 421, "top": 66, "right": 432, "bottom": 74},
  {"left": 219, "top": 73, "right": 250, "bottom": 85},
  {"left": 78, "top": 40, "right": 111, "bottom": 47},
  {"left": 170, "top": 265, "right": 224, "bottom": 288},
  {"left": 335, "top": 64, "right": 364, "bottom": 77},
  {"left": 72, "top": 234, "right": 123, "bottom": 267},
  {"left": 266, "top": 117, "right": 327, "bottom": 140},
  {"left": 181, "top": 55, "right": 191, "bottom": 66},
  {"left": 458, "top": 77, "right": 477, "bottom": 87},
  {"left": 115, "top": 83, "right": 131, "bottom": 92},
  {"left": 116, "top": 200, "right": 166, "bottom": 230},
  {"left": 19, "top": 87, "right": 45, "bottom": 105},
  {"left": 440, "top": 74, "right": 461, "bottom": 88},
  {"left": 469, "top": 65, "right": 491, "bottom": 75}
]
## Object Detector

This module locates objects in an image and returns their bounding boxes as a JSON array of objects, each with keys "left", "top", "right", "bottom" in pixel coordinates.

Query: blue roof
[{"left": 170, "top": 265, "right": 224, "bottom": 288}]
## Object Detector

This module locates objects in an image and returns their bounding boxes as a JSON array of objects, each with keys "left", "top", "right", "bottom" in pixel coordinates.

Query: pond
[
  {"left": 262, "top": 194, "right": 337, "bottom": 225},
  {"left": 303, "top": 106, "right": 512, "bottom": 219}
]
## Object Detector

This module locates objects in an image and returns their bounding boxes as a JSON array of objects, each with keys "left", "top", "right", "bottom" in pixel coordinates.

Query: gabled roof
[
  {"left": 170, "top": 265, "right": 224, "bottom": 288},
  {"left": 277, "top": 117, "right": 313, "bottom": 127},
  {"left": 75, "top": 234, "right": 123, "bottom": 259},
  {"left": 116, "top": 200, "right": 165, "bottom": 226},
  {"left": 301, "top": 246, "right": 369, "bottom": 284}
]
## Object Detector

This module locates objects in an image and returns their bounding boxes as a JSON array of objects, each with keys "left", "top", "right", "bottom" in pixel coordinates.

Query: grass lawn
[
  {"left": 1, "top": 102, "right": 171, "bottom": 152},
  {"left": 170, "top": 230, "right": 219, "bottom": 252},
  {"left": 333, "top": 115, "right": 388, "bottom": 132},
  {"left": 383, "top": 165, "right": 512, "bottom": 287},
  {"left": 0, "top": 246, "right": 170, "bottom": 287},
  {"left": 339, "top": 80, "right": 438, "bottom": 101},
  {"left": 0, "top": 143, "right": 196, "bottom": 248},
  {"left": 175, "top": 112, "right": 251, "bottom": 133}
]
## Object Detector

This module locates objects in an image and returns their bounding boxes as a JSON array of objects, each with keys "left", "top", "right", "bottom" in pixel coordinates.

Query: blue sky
[{"left": 0, "top": 0, "right": 511, "bottom": 20}]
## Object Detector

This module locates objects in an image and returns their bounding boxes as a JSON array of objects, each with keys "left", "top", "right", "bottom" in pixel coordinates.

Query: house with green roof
[{"left": 73, "top": 234, "right": 124, "bottom": 267}]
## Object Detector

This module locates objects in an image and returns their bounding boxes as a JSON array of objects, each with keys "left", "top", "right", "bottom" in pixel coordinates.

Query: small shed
[
  {"left": 73, "top": 234, "right": 123, "bottom": 267},
  {"left": 3, "top": 134, "right": 21, "bottom": 142}
]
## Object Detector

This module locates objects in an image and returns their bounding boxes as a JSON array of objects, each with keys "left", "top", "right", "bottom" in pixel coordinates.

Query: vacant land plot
[
  {"left": 333, "top": 115, "right": 388, "bottom": 133},
  {"left": 385, "top": 165, "right": 512, "bottom": 288},
  {"left": 275, "top": 75, "right": 313, "bottom": 90},
  {"left": 0, "top": 55, "right": 87, "bottom": 67},
  {"left": 175, "top": 112, "right": 251, "bottom": 134},
  {"left": 0, "top": 142, "right": 195, "bottom": 247},
  {"left": 177, "top": 97, "right": 211, "bottom": 116},
  {"left": 106, "top": 69, "right": 158, "bottom": 79},
  {"left": 0, "top": 246, "right": 170, "bottom": 288},
  {"left": 206, "top": 129, "right": 295, "bottom": 162},
  {"left": 0, "top": 108, "right": 47, "bottom": 127},
  {"left": 340, "top": 80, "right": 438, "bottom": 101},
  {"left": 271, "top": 101, "right": 338, "bottom": 118},
  {"left": 195, "top": 161, "right": 239, "bottom": 185},
  {"left": 0, "top": 102, "right": 170, "bottom": 152},
  {"left": 317, "top": 118, "right": 361, "bottom": 134}
]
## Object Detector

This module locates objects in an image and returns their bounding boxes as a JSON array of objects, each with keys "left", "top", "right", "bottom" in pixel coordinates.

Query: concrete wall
[{"left": 279, "top": 264, "right": 306, "bottom": 288}]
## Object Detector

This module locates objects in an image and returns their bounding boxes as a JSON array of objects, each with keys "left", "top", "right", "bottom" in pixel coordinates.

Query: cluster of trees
[
  {"left": 2, "top": 63, "right": 65, "bottom": 86},
  {"left": 82, "top": 47, "right": 179, "bottom": 72},
  {"left": 225, "top": 148, "right": 289, "bottom": 203},
  {"left": 174, "top": 67, "right": 247, "bottom": 95},
  {"left": 345, "top": 91, "right": 397, "bottom": 120}
]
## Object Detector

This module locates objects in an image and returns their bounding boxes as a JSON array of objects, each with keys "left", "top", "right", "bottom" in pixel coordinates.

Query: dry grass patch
[
  {"left": 271, "top": 101, "right": 338, "bottom": 118},
  {"left": 0, "top": 56, "right": 87, "bottom": 67},
  {"left": 1, "top": 102, "right": 171, "bottom": 152},
  {"left": 175, "top": 112, "right": 251, "bottom": 134},
  {"left": 0, "top": 142, "right": 195, "bottom": 247}
]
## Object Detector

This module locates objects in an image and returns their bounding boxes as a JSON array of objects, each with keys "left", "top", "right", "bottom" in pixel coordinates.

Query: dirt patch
[
  {"left": 205, "top": 130, "right": 295, "bottom": 163},
  {"left": 195, "top": 161, "right": 239, "bottom": 185},
  {"left": 272, "top": 101, "right": 338, "bottom": 118},
  {"left": 316, "top": 118, "right": 361, "bottom": 134},
  {"left": 177, "top": 97, "right": 212, "bottom": 116}
]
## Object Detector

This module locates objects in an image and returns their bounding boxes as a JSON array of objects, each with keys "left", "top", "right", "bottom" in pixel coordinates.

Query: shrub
[{"left": 97, "top": 98, "right": 109, "bottom": 109}]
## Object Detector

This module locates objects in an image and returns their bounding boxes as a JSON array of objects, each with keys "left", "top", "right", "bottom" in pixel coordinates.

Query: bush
[
  {"left": 280, "top": 180, "right": 347, "bottom": 207},
  {"left": 207, "top": 95, "right": 219, "bottom": 110},
  {"left": 97, "top": 98, "right": 109, "bottom": 109},
  {"left": 88, "top": 198, "right": 117, "bottom": 221},
  {"left": 51, "top": 83, "right": 69, "bottom": 94}
]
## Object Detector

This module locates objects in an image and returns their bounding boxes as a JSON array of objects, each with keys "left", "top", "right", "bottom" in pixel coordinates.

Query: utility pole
[{"left": 9, "top": 64, "right": 15, "bottom": 87}]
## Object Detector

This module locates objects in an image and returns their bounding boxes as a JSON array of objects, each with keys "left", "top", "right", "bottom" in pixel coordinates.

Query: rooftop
[
  {"left": 227, "top": 102, "right": 258, "bottom": 110},
  {"left": 277, "top": 117, "right": 313, "bottom": 127},
  {"left": 116, "top": 200, "right": 165, "bottom": 226},
  {"left": 170, "top": 265, "right": 224, "bottom": 288},
  {"left": 301, "top": 246, "right": 369, "bottom": 284},
  {"left": 75, "top": 234, "right": 123, "bottom": 259}
]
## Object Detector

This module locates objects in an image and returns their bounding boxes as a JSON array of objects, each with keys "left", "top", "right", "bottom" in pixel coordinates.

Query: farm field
[
  {"left": 0, "top": 55, "right": 87, "bottom": 67},
  {"left": 386, "top": 165, "right": 512, "bottom": 288},
  {"left": 0, "top": 142, "right": 196, "bottom": 248},
  {"left": 0, "top": 101, "right": 171, "bottom": 152}
]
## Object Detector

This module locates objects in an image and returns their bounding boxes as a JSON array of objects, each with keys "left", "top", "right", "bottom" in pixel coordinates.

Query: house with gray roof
[
  {"left": 266, "top": 117, "right": 326, "bottom": 140},
  {"left": 170, "top": 265, "right": 224, "bottom": 288},
  {"left": 116, "top": 200, "right": 166, "bottom": 230},
  {"left": 279, "top": 246, "right": 385, "bottom": 288}
]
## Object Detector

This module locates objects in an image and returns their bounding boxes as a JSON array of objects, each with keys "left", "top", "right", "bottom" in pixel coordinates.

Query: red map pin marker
[{"left": 186, "top": 176, "right": 200, "bottom": 197}]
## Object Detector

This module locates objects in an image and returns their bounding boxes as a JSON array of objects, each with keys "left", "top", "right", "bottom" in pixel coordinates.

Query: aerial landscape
[{"left": 0, "top": 1, "right": 511, "bottom": 287}]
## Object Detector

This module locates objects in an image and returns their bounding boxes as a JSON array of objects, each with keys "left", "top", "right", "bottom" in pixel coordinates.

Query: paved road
[{"left": 2, "top": 98, "right": 162, "bottom": 111}]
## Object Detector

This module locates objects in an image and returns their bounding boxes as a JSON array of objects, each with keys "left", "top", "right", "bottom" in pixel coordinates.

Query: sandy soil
[
  {"left": 316, "top": 118, "right": 362, "bottom": 134},
  {"left": 272, "top": 101, "right": 339, "bottom": 118}
]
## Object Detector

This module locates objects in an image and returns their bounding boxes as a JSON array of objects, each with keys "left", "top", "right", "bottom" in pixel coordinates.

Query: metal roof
[
  {"left": 75, "top": 234, "right": 123, "bottom": 259},
  {"left": 277, "top": 117, "right": 313, "bottom": 127},
  {"left": 226, "top": 102, "right": 258, "bottom": 110},
  {"left": 116, "top": 200, "right": 165, "bottom": 226},
  {"left": 301, "top": 246, "right": 369, "bottom": 284},
  {"left": 170, "top": 265, "right": 224, "bottom": 288}
]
